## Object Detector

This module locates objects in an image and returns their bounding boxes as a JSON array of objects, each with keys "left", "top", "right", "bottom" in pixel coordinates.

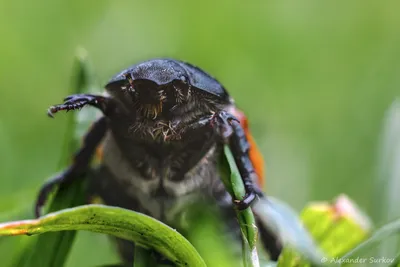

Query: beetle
[{"left": 35, "top": 59, "right": 281, "bottom": 263}]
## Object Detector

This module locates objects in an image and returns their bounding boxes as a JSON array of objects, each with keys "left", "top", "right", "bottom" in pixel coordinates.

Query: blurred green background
[{"left": 0, "top": 1, "right": 399, "bottom": 266}]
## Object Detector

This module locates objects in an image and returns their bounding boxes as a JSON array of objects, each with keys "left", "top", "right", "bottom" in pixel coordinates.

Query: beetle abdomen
[{"left": 93, "top": 130, "right": 229, "bottom": 220}]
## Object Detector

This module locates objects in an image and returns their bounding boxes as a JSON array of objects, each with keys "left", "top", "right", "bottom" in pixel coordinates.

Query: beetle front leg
[
  {"left": 47, "top": 94, "right": 112, "bottom": 117},
  {"left": 212, "top": 110, "right": 264, "bottom": 210},
  {"left": 35, "top": 117, "right": 108, "bottom": 217}
]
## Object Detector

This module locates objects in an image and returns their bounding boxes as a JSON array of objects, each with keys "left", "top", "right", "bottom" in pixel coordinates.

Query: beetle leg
[
  {"left": 47, "top": 94, "right": 112, "bottom": 117},
  {"left": 34, "top": 117, "right": 108, "bottom": 217},
  {"left": 212, "top": 110, "right": 264, "bottom": 210}
]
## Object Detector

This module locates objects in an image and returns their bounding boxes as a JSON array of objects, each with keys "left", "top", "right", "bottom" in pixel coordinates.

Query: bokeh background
[{"left": 0, "top": 1, "right": 399, "bottom": 266}]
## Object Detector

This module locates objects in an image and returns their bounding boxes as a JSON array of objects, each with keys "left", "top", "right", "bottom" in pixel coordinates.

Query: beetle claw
[
  {"left": 233, "top": 192, "right": 257, "bottom": 210},
  {"left": 47, "top": 108, "right": 55, "bottom": 118}
]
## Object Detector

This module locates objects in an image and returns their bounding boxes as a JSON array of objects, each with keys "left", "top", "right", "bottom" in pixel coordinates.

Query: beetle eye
[
  {"left": 123, "top": 73, "right": 135, "bottom": 90},
  {"left": 172, "top": 79, "right": 188, "bottom": 91},
  {"left": 106, "top": 79, "right": 128, "bottom": 92},
  {"left": 172, "top": 78, "right": 189, "bottom": 103}
]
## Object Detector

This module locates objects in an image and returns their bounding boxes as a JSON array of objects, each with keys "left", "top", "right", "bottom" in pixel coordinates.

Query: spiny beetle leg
[
  {"left": 35, "top": 172, "right": 69, "bottom": 217},
  {"left": 212, "top": 110, "right": 264, "bottom": 210},
  {"left": 34, "top": 117, "right": 108, "bottom": 217},
  {"left": 181, "top": 115, "right": 215, "bottom": 132},
  {"left": 47, "top": 94, "right": 111, "bottom": 117}
]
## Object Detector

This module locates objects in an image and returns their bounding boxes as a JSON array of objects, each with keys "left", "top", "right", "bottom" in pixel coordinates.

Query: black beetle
[{"left": 36, "top": 59, "right": 281, "bottom": 263}]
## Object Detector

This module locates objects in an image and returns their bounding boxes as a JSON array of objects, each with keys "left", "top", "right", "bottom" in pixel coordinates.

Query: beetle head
[
  {"left": 103, "top": 59, "right": 231, "bottom": 141},
  {"left": 105, "top": 72, "right": 190, "bottom": 119}
]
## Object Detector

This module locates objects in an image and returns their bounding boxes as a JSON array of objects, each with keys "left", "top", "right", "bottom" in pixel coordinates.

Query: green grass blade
[
  {"left": 13, "top": 48, "right": 99, "bottom": 267},
  {"left": 372, "top": 99, "right": 400, "bottom": 262},
  {"left": 388, "top": 252, "right": 400, "bottom": 267},
  {"left": 0, "top": 204, "right": 207, "bottom": 267},
  {"left": 185, "top": 204, "right": 240, "bottom": 267},
  {"left": 19, "top": 179, "right": 86, "bottom": 267},
  {"left": 219, "top": 144, "right": 259, "bottom": 267},
  {"left": 133, "top": 246, "right": 153, "bottom": 267}
]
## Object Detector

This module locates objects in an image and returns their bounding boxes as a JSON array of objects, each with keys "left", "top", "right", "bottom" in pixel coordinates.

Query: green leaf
[
  {"left": 271, "top": 194, "right": 373, "bottom": 267},
  {"left": 340, "top": 218, "right": 400, "bottom": 261},
  {"left": 219, "top": 145, "right": 259, "bottom": 267},
  {"left": 13, "top": 48, "right": 99, "bottom": 267},
  {"left": 252, "top": 197, "right": 324, "bottom": 266},
  {"left": 302, "top": 195, "right": 372, "bottom": 259},
  {"left": 0, "top": 204, "right": 207, "bottom": 267}
]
